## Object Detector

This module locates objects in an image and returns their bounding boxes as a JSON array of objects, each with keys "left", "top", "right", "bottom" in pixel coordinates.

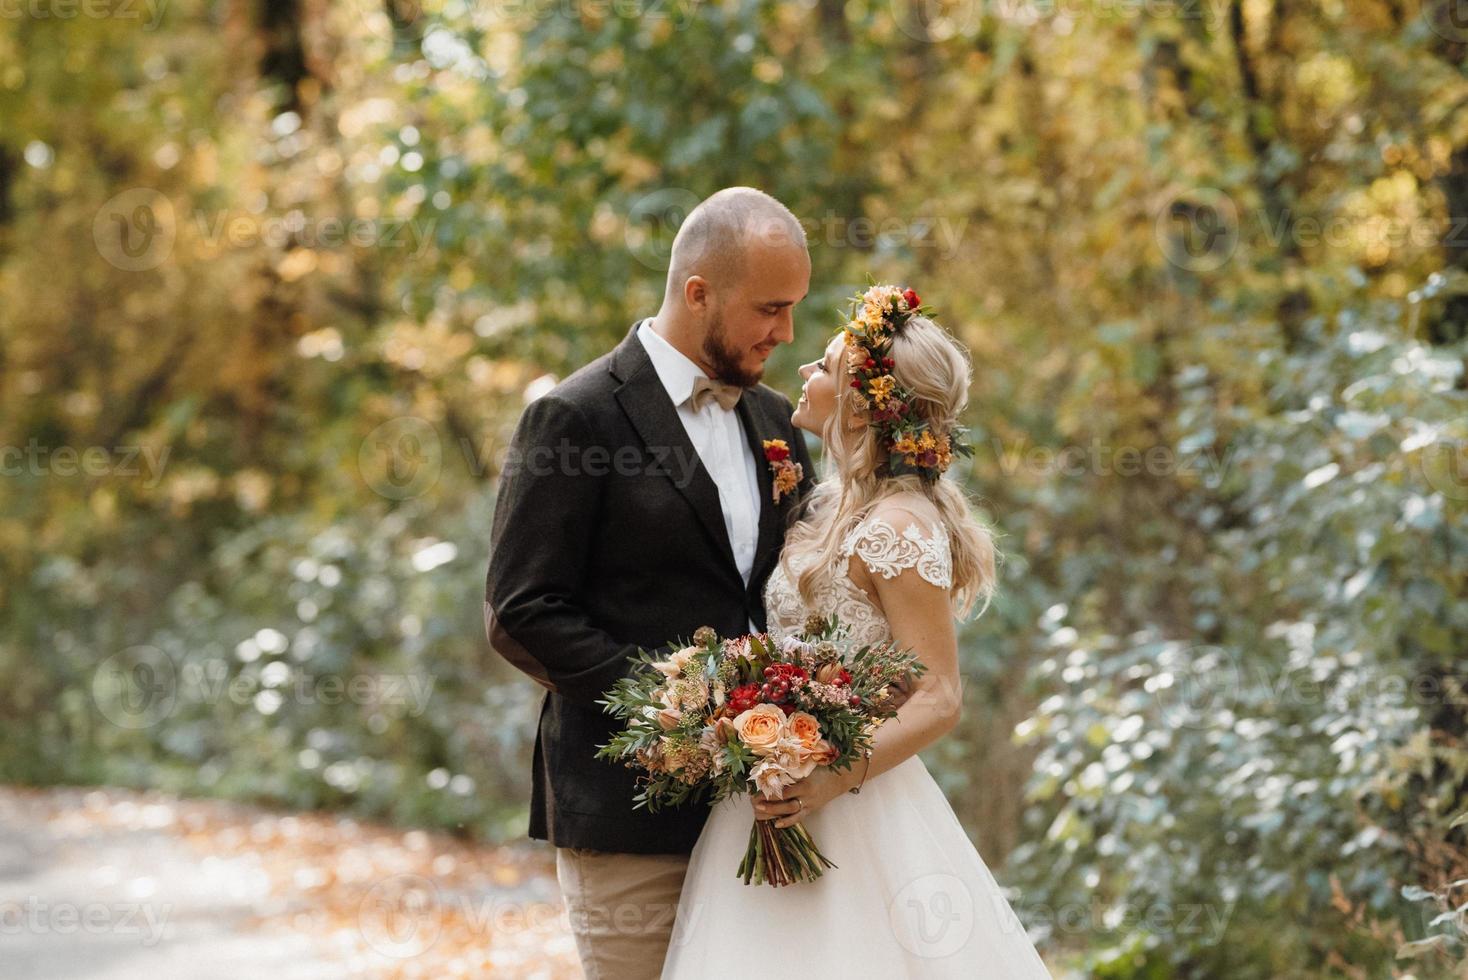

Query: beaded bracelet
[{"left": 848, "top": 747, "right": 873, "bottom": 795}]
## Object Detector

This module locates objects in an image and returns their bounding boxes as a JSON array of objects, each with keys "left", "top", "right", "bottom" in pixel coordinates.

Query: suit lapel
[{"left": 610, "top": 324, "right": 740, "bottom": 577}]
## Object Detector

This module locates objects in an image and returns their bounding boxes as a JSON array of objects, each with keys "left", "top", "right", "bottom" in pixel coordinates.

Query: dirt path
[{"left": 0, "top": 785, "right": 581, "bottom": 979}]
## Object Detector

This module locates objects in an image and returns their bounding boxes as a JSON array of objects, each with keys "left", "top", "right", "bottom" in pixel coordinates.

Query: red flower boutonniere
[{"left": 762, "top": 439, "right": 803, "bottom": 504}]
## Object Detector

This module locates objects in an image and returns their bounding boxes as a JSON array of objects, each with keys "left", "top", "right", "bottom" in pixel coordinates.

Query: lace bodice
[{"left": 763, "top": 514, "right": 953, "bottom": 647}]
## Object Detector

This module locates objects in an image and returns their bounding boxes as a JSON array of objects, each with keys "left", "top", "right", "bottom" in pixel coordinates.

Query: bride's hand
[{"left": 751, "top": 767, "right": 854, "bottom": 829}]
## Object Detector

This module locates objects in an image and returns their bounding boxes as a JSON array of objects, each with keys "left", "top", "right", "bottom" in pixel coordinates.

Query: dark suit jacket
[{"left": 483, "top": 320, "right": 818, "bottom": 854}]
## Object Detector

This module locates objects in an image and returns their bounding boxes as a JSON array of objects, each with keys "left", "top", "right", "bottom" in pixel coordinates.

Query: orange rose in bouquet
[{"left": 596, "top": 615, "right": 926, "bottom": 886}]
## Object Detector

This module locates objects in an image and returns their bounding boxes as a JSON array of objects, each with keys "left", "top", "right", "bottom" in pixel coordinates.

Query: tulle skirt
[{"left": 661, "top": 754, "right": 1054, "bottom": 978}]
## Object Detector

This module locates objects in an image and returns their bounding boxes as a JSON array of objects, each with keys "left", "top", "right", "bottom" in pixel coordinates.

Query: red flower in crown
[{"left": 837, "top": 283, "right": 974, "bottom": 482}]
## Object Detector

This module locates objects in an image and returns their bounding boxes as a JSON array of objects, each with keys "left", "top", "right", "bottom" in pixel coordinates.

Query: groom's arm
[{"left": 483, "top": 393, "right": 642, "bottom": 706}]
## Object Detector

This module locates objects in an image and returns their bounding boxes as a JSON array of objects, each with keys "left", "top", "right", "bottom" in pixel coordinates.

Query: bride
[{"left": 661, "top": 286, "right": 1053, "bottom": 978}]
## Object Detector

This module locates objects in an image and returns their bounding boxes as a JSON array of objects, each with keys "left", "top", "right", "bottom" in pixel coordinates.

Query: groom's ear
[{"left": 683, "top": 275, "right": 710, "bottom": 313}]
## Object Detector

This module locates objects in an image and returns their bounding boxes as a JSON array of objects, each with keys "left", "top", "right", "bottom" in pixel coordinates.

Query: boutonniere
[{"left": 762, "top": 439, "right": 803, "bottom": 504}]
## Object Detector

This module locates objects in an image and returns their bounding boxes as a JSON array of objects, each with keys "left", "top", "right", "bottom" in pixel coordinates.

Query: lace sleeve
[{"left": 839, "top": 515, "right": 953, "bottom": 590}]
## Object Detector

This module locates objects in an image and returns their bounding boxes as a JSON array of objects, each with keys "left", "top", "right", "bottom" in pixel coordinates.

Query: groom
[{"left": 484, "top": 186, "right": 815, "bottom": 979}]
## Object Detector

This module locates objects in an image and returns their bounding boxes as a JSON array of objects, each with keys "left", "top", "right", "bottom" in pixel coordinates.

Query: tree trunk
[
  {"left": 1230, "top": 0, "right": 1312, "bottom": 349},
  {"left": 258, "top": 0, "right": 308, "bottom": 110}
]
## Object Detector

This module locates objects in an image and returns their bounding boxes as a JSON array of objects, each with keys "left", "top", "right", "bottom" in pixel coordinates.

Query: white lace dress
[{"left": 660, "top": 515, "right": 1053, "bottom": 979}]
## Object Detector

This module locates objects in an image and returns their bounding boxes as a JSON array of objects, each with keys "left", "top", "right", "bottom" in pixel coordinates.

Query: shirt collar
[{"left": 637, "top": 318, "right": 709, "bottom": 409}]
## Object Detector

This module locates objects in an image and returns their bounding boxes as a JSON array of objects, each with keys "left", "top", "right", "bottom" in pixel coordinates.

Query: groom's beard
[{"left": 702, "top": 306, "right": 762, "bottom": 388}]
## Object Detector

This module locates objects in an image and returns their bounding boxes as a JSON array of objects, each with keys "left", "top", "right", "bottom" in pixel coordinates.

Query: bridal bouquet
[{"left": 595, "top": 614, "right": 925, "bottom": 886}]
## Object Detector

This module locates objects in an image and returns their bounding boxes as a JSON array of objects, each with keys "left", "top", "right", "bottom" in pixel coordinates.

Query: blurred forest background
[{"left": 2, "top": 0, "right": 1467, "bottom": 975}]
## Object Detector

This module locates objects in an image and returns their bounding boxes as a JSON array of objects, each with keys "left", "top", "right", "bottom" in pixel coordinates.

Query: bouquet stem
[{"left": 737, "top": 818, "right": 837, "bottom": 887}]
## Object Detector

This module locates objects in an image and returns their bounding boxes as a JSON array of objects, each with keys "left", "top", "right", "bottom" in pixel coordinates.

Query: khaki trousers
[{"left": 555, "top": 846, "right": 691, "bottom": 980}]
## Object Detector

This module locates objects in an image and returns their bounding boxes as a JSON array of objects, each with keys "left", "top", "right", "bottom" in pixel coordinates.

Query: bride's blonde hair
[{"left": 781, "top": 315, "right": 1001, "bottom": 620}]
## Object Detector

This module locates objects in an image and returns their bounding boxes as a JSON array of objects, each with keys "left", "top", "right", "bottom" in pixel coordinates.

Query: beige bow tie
[{"left": 688, "top": 375, "right": 743, "bottom": 412}]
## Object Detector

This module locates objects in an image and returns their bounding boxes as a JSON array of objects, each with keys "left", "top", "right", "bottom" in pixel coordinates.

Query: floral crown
[{"left": 838, "top": 284, "right": 974, "bottom": 482}]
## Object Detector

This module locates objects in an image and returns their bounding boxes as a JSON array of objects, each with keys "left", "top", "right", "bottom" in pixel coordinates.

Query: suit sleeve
[{"left": 483, "top": 394, "right": 643, "bottom": 706}]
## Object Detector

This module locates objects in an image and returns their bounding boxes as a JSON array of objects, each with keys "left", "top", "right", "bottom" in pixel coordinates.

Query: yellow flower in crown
[
  {"left": 892, "top": 434, "right": 921, "bottom": 458},
  {"left": 866, "top": 374, "right": 897, "bottom": 408},
  {"left": 933, "top": 432, "right": 954, "bottom": 470},
  {"left": 836, "top": 282, "right": 975, "bottom": 482}
]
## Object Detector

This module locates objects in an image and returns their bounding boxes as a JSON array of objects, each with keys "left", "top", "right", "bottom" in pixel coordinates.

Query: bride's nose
[{"left": 798, "top": 360, "right": 816, "bottom": 380}]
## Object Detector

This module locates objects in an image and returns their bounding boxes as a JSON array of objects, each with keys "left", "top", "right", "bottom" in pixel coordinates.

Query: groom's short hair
[{"left": 667, "top": 187, "right": 806, "bottom": 293}]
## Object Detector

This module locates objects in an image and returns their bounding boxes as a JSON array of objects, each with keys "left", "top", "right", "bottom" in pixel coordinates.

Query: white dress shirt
[{"left": 637, "top": 320, "right": 763, "bottom": 632}]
